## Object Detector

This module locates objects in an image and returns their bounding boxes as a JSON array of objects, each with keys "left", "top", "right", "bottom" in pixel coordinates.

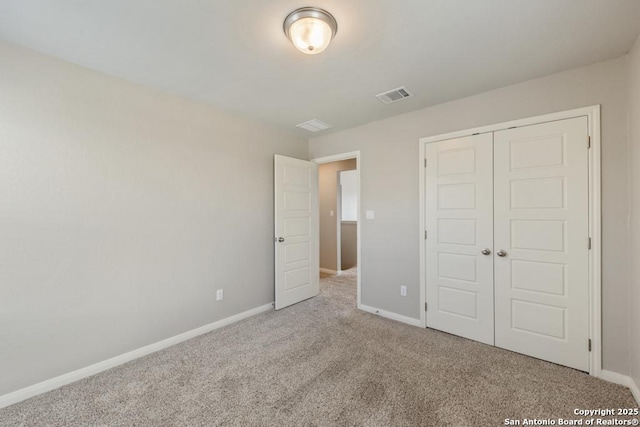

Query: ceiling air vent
[
  {"left": 375, "top": 86, "right": 412, "bottom": 104},
  {"left": 296, "top": 119, "right": 333, "bottom": 132}
]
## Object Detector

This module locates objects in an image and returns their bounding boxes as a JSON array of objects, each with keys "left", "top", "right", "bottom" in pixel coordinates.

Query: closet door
[
  {"left": 493, "top": 117, "right": 589, "bottom": 371},
  {"left": 425, "top": 133, "right": 494, "bottom": 345}
]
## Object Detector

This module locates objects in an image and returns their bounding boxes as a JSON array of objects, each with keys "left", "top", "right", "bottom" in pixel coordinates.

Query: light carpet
[{"left": 0, "top": 269, "right": 636, "bottom": 426}]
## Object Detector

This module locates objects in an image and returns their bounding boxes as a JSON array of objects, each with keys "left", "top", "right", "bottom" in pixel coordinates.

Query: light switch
[
  {"left": 330, "top": 210, "right": 334, "bottom": 217},
  {"left": 365, "top": 210, "right": 375, "bottom": 220}
]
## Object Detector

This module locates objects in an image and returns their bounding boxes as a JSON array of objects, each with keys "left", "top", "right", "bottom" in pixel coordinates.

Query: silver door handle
[
  {"left": 277, "top": 237, "right": 285, "bottom": 243},
  {"left": 497, "top": 250, "right": 507, "bottom": 257},
  {"left": 481, "top": 248, "right": 491, "bottom": 255}
]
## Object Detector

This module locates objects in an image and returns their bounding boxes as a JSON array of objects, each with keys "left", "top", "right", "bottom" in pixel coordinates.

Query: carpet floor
[{"left": 1, "top": 269, "right": 636, "bottom": 426}]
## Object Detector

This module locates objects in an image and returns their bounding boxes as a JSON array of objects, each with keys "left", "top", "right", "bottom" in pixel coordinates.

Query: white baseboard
[
  {"left": 630, "top": 377, "right": 640, "bottom": 406},
  {"left": 0, "top": 302, "right": 274, "bottom": 409},
  {"left": 358, "top": 304, "right": 422, "bottom": 327},
  {"left": 598, "top": 370, "right": 640, "bottom": 405},
  {"left": 599, "top": 370, "right": 630, "bottom": 386},
  {"left": 319, "top": 268, "right": 340, "bottom": 275}
]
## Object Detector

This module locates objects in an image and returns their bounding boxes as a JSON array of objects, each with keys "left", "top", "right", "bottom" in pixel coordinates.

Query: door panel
[
  {"left": 425, "top": 133, "right": 494, "bottom": 345},
  {"left": 274, "top": 155, "right": 319, "bottom": 310},
  {"left": 493, "top": 117, "right": 589, "bottom": 371}
]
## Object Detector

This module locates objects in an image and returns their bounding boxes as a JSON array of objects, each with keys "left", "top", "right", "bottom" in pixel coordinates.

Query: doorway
[
  {"left": 338, "top": 169, "right": 358, "bottom": 272},
  {"left": 313, "top": 151, "right": 361, "bottom": 307}
]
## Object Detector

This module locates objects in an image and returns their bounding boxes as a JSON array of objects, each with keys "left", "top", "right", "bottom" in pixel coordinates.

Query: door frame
[
  {"left": 336, "top": 174, "right": 342, "bottom": 274},
  {"left": 418, "top": 105, "right": 601, "bottom": 376},
  {"left": 312, "top": 151, "right": 362, "bottom": 308}
]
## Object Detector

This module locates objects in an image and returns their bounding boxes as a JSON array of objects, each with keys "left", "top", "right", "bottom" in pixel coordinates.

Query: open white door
[{"left": 274, "top": 155, "right": 319, "bottom": 310}]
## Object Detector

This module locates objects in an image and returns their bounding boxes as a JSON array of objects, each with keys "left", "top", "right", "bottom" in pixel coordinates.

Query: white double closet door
[{"left": 425, "top": 116, "right": 590, "bottom": 371}]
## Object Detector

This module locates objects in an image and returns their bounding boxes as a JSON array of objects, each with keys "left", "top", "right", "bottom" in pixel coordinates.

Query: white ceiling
[{"left": 1, "top": 0, "right": 639, "bottom": 136}]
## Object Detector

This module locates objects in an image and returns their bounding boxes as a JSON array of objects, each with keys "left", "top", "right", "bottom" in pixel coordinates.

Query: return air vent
[
  {"left": 375, "top": 86, "right": 412, "bottom": 104},
  {"left": 296, "top": 119, "right": 333, "bottom": 132}
]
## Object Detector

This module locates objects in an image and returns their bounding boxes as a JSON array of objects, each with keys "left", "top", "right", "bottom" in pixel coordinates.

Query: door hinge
[
  {"left": 424, "top": 230, "right": 427, "bottom": 240},
  {"left": 588, "top": 339, "right": 592, "bottom": 352},
  {"left": 425, "top": 302, "right": 428, "bottom": 311},
  {"left": 424, "top": 158, "right": 427, "bottom": 168},
  {"left": 588, "top": 237, "right": 592, "bottom": 250},
  {"left": 587, "top": 136, "right": 591, "bottom": 149}
]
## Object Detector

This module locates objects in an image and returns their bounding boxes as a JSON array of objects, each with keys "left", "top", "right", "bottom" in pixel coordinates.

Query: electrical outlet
[
  {"left": 400, "top": 286, "right": 407, "bottom": 297},
  {"left": 216, "top": 289, "right": 223, "bottom": 301}
]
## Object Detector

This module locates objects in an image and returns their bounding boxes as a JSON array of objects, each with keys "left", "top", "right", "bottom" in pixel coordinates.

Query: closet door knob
[
  {"left": 481, "top": 248, "right": 491, "bottom": 255},
  {"left": 497, "top": 250, "right": 507, "bottom": 257}
]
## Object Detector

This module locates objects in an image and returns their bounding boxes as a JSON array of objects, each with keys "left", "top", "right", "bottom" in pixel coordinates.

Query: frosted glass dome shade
[{"left": 284, "top": 8, "right": 337, "bottom": 55}]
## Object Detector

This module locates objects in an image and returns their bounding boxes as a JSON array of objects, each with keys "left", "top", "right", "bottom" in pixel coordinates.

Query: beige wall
[
  {"left": 341, "top": 222, "right": 357, "bottom": 270},
  {"left": 318, "top": 159, "right": 356, "bottom": 272},
  {"left": 628, "top": 34, "right": 640, "bottom": 392},
  {"left": 309, "top": 56, "right": 630, "bottom": 375},
  {"left": 0, "top": 41, "right": 307, "bottom": 396}
]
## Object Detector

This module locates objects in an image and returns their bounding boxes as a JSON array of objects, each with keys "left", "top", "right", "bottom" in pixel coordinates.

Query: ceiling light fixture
[{"left": 283, "top": 7, "right": 337, "bottom": 55}]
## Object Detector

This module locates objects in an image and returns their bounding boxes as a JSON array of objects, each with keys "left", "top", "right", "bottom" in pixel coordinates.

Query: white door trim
[
  {"left": 312, "top": 151, "right": 361, "bottom": 308},
  {"left": 336, "top": 172, "right": 342, "bottom": 274},
  {"left": 418, "top": 105, "right": 601, "bottom": 377}
]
